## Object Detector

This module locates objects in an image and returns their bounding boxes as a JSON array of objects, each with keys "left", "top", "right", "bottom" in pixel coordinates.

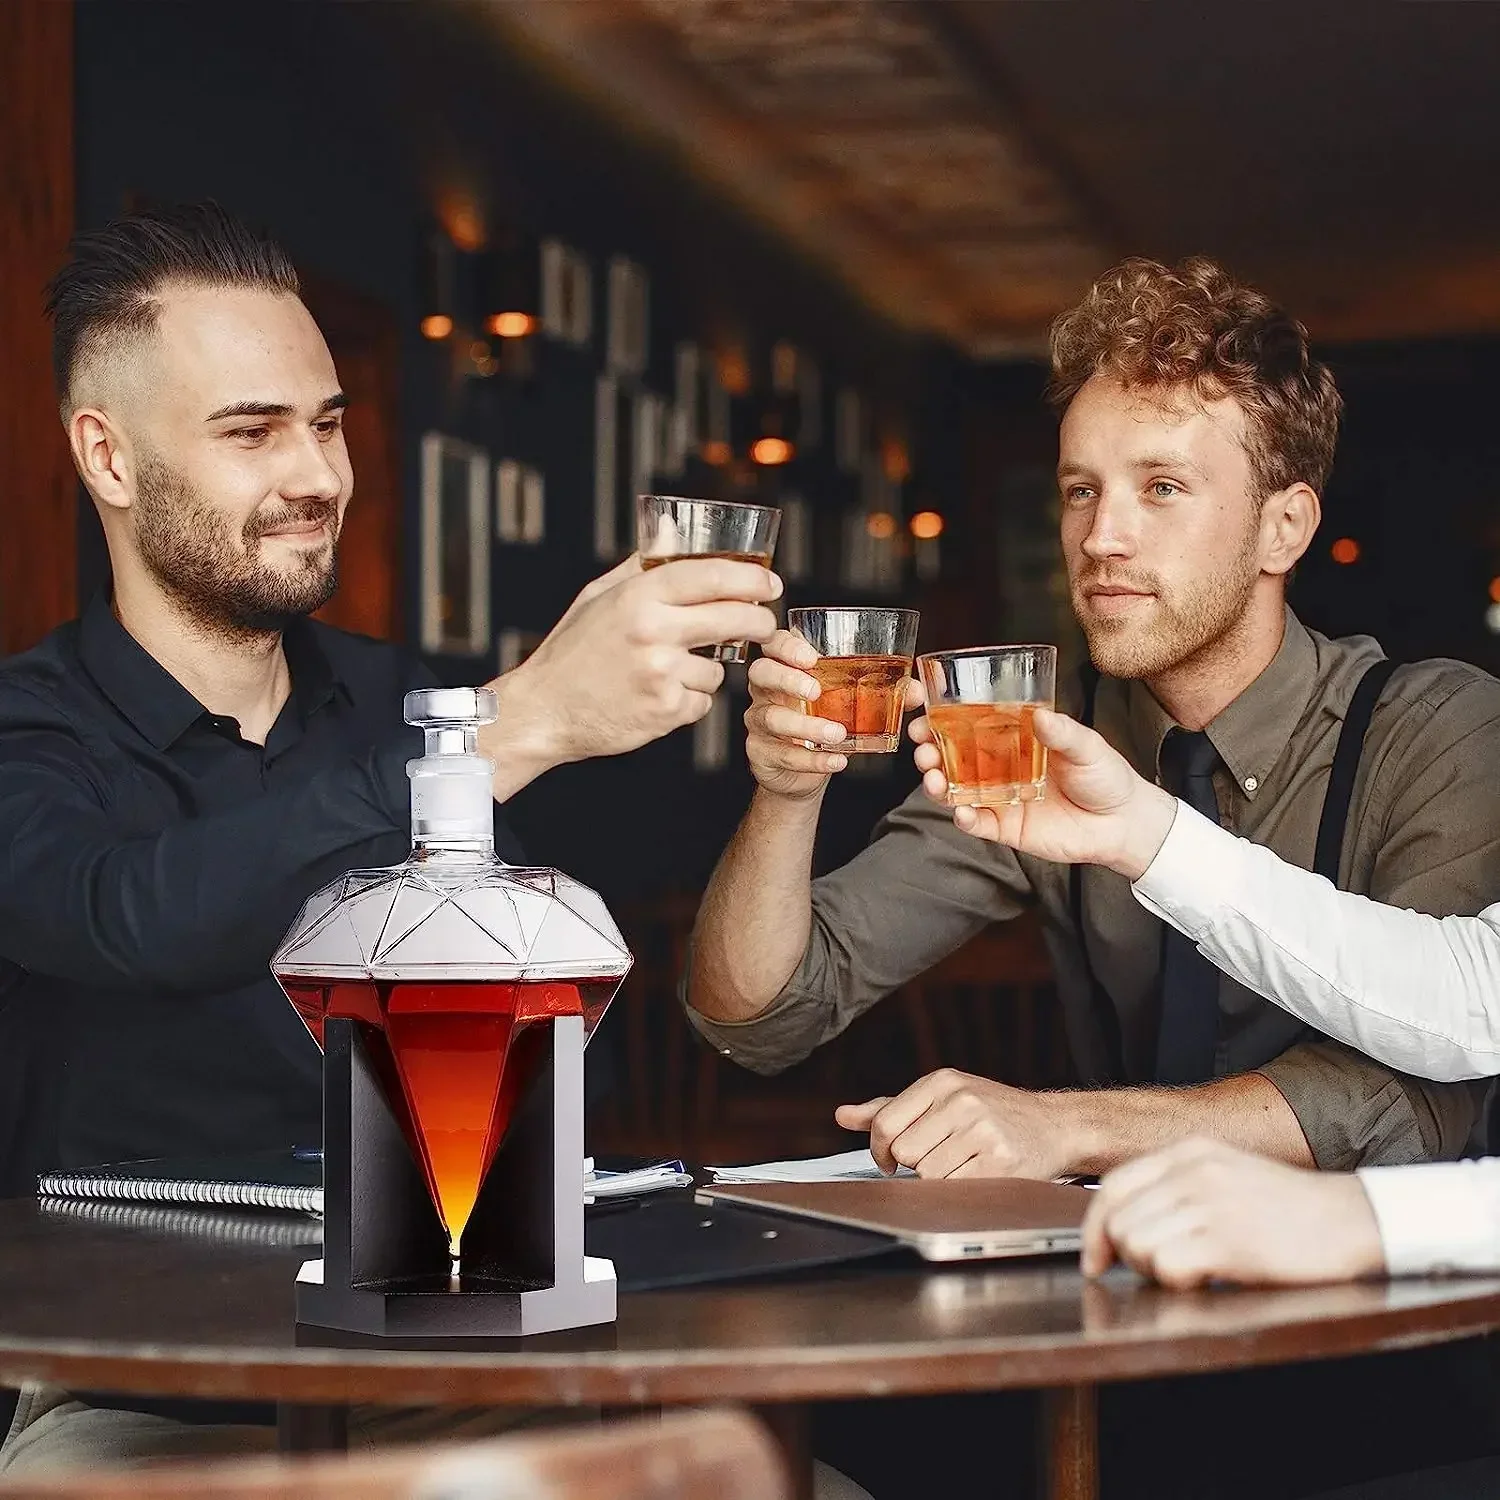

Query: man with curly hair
[
  {"left": 689, "top": 255, "right": 1500, "bottom": 1183},
  {"left": 685, "top": 256, "right": 1500, "bottom": 1493}
]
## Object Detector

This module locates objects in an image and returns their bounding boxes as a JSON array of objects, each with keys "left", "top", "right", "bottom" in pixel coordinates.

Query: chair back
[{"left": 0, "top": 1410, "right": 784, "bottom": 1500}]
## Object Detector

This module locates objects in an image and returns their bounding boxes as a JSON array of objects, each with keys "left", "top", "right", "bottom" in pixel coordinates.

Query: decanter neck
[
  {"left": 408, "top": 838, "right": 499, "bottom": 865},
  {"left": 423, "top": 723, "right": 479, "bottom": 756},
  {"left": 403, "top": 686, "right": 499, "bottom": 856},
  {"left": 406, "top": 752, "right": 496, "bottom": 852}
]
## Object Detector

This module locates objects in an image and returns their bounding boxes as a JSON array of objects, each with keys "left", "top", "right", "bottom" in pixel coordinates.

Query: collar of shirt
[
  {"left": 1124, "top": 606, "right": 1319, "bottom": 804},
  {"left": 77, "top": 593, "right": 346, "bottom": 752}
]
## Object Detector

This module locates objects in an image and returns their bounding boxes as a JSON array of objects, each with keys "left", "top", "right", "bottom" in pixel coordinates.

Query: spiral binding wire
[{"left": 36, "top": 1173, "right": 322, "bottom": 1214}]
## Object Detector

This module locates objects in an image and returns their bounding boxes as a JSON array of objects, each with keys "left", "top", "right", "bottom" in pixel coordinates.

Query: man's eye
[
  {"left": 1150, "top": 481, "right": 1180, "bottom": 499},
  {"left": 314, "top": 419, "right": 342, "bottom": 438},
  {"left": 1064, "top": 485, "right": 1096, "bottom": 504},
  {"left": 231, "top": 427, "right": 270, "bottom": 444}
]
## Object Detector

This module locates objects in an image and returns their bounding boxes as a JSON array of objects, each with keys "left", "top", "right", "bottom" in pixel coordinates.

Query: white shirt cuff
[{"left": 1357, "top": 1160, "right": 1500, "bottom": 1277}]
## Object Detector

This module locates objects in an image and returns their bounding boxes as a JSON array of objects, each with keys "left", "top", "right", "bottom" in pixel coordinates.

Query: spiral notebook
[
  {"left": 36, "top": 1152, "right": 690, "bottom": 1218},
  {"left": 36, "top": 1150, "right": 324, "bottom": 1215}
]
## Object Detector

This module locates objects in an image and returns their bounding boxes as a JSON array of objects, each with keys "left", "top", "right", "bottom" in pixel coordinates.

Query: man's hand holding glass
[{"left": 744, "top": 627, "right": 924, "bottom": 801}]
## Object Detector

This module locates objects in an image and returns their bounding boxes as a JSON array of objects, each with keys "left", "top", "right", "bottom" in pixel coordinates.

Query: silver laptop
[{"left": 695, "top": 1176, "right": 1089, "bottom": 1262}]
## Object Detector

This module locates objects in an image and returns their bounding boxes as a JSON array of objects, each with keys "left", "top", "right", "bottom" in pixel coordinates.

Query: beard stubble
[
  {"left": 133, "top": 455, "right": 340, "bottom": 639},
  {"left": 1073, "top": 515, "right": 1263, "bottom": 681}
]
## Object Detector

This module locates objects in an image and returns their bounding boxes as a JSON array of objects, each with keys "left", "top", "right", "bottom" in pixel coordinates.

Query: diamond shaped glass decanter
[{"left": 272, "top": 688, "right": 630, "bottom": 1336}]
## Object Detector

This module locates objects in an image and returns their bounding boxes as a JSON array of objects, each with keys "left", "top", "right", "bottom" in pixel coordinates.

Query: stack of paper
[
  {"left": 583, "top": 1159, "right": 693, "bottom": 1201},
  {"left": 703, "top": 1148, "right": 915, "bottom": 1184}
]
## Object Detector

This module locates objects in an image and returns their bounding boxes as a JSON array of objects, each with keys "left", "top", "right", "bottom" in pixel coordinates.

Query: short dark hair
[
  {"left": 45, "top": 201, "right": 299, "bottom": 410},
  {"left": 1047, "top": 256, "right": 1342, "bottom": 498}
]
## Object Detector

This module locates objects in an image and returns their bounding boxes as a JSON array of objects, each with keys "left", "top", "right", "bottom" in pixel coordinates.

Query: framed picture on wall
[
  {"left": 496, "top": 459, "right": 546, "bottom": 545},
  {"left": 634, "top": 390, "right": 669, "bottom": 489},
  {"left": 594, "top": 377, "right": 662, "bottom": 559},
  {"left": 419, "top": 432, "right": 491, "bottom": 655},
  {"left": 607, "top": 256, "right": 649, "bottom": 376},
  {"left": 541, "top": 239, "right": 593, "bottom": 347},
  {"left": 593, "top": 373, "right": 621, "bottom": 558}
]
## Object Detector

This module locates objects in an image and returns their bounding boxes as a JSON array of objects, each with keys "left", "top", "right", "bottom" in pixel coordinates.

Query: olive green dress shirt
[{"left": 686, "top": 610, "right": 1500, "bottom": 1169}]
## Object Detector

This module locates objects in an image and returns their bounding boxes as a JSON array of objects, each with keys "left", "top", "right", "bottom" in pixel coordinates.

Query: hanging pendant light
[
  {"left": 479, "top": 230, "right": 540, "bottom": 341},
  {"left": 419, "top": 228, "right": 458, "bottom": 341}
]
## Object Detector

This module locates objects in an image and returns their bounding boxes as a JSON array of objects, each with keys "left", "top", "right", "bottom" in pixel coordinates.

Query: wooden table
[{"left": 4, "top": 1198, "right": 1500, "bottom": 1500}]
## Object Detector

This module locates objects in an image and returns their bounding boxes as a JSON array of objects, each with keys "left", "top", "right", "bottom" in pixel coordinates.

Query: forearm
[
  {"left": 1060, "top": 1071, "right": 1315, "bottom": 1176},
  {"left": 0, "top": 747, "right": 411, "bottom": 992},
  {"left": 1134, "top": 804, "right": 1500, "bottom": 1081},
  {"left": 483, "top": 664, "right": 565, "bottom": 802},
  {"left": 688, "top": 788, "right": 824, "bottom": 1023}
]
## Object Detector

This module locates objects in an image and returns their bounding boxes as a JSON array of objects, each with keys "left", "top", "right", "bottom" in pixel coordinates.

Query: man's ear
[
  {"left": 67, "top": 405, "right": 135, "bottom": 516},
  {"left": 1261, "top": 482, "right": 1321, "bottom": 578}
]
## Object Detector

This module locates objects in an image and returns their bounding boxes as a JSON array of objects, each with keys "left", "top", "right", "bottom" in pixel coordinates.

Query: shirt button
[
  {"left": 720, "top": 1048, "right": 732, "bottom": 1057},
  {"left": 1244, "top": 776, "right": 1259, "bottom": 793}
]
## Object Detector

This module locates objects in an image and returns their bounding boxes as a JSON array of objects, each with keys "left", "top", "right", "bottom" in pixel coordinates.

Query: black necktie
[{"left": 1155, "top": 729, "right": 1223, "bottom": 1084}]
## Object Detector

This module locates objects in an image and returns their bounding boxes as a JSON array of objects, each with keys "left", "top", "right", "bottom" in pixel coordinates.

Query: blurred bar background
[{"left": 4, "top": 0, "right": 1500, "bottom": 1160}]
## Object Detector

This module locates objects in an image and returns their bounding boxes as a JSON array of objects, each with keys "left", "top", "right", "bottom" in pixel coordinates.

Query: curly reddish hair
[{"left": 1047, "top": 256, "right": 1342, "bottom": 497}]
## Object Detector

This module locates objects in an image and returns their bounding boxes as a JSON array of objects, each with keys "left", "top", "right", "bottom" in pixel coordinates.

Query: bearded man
[
  {"left": 0, "top": 199, "right": 780, "bottom": 1196},
  {"left": 0, "top": 201, "right": 803, "bottom": 1477}
]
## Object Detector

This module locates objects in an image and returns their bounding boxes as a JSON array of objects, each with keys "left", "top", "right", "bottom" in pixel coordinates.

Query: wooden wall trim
[{"left": 0, "top": 0, "right": 76, "bottom": 657}]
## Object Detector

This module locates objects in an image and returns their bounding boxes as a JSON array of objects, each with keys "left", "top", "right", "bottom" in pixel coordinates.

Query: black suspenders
[
  {"left": 1314, "top": 659, "right": 1397, "bottom": 882},
  {"left": 1070, "top": 656, "right": 1397, "bottom": 1083}
]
